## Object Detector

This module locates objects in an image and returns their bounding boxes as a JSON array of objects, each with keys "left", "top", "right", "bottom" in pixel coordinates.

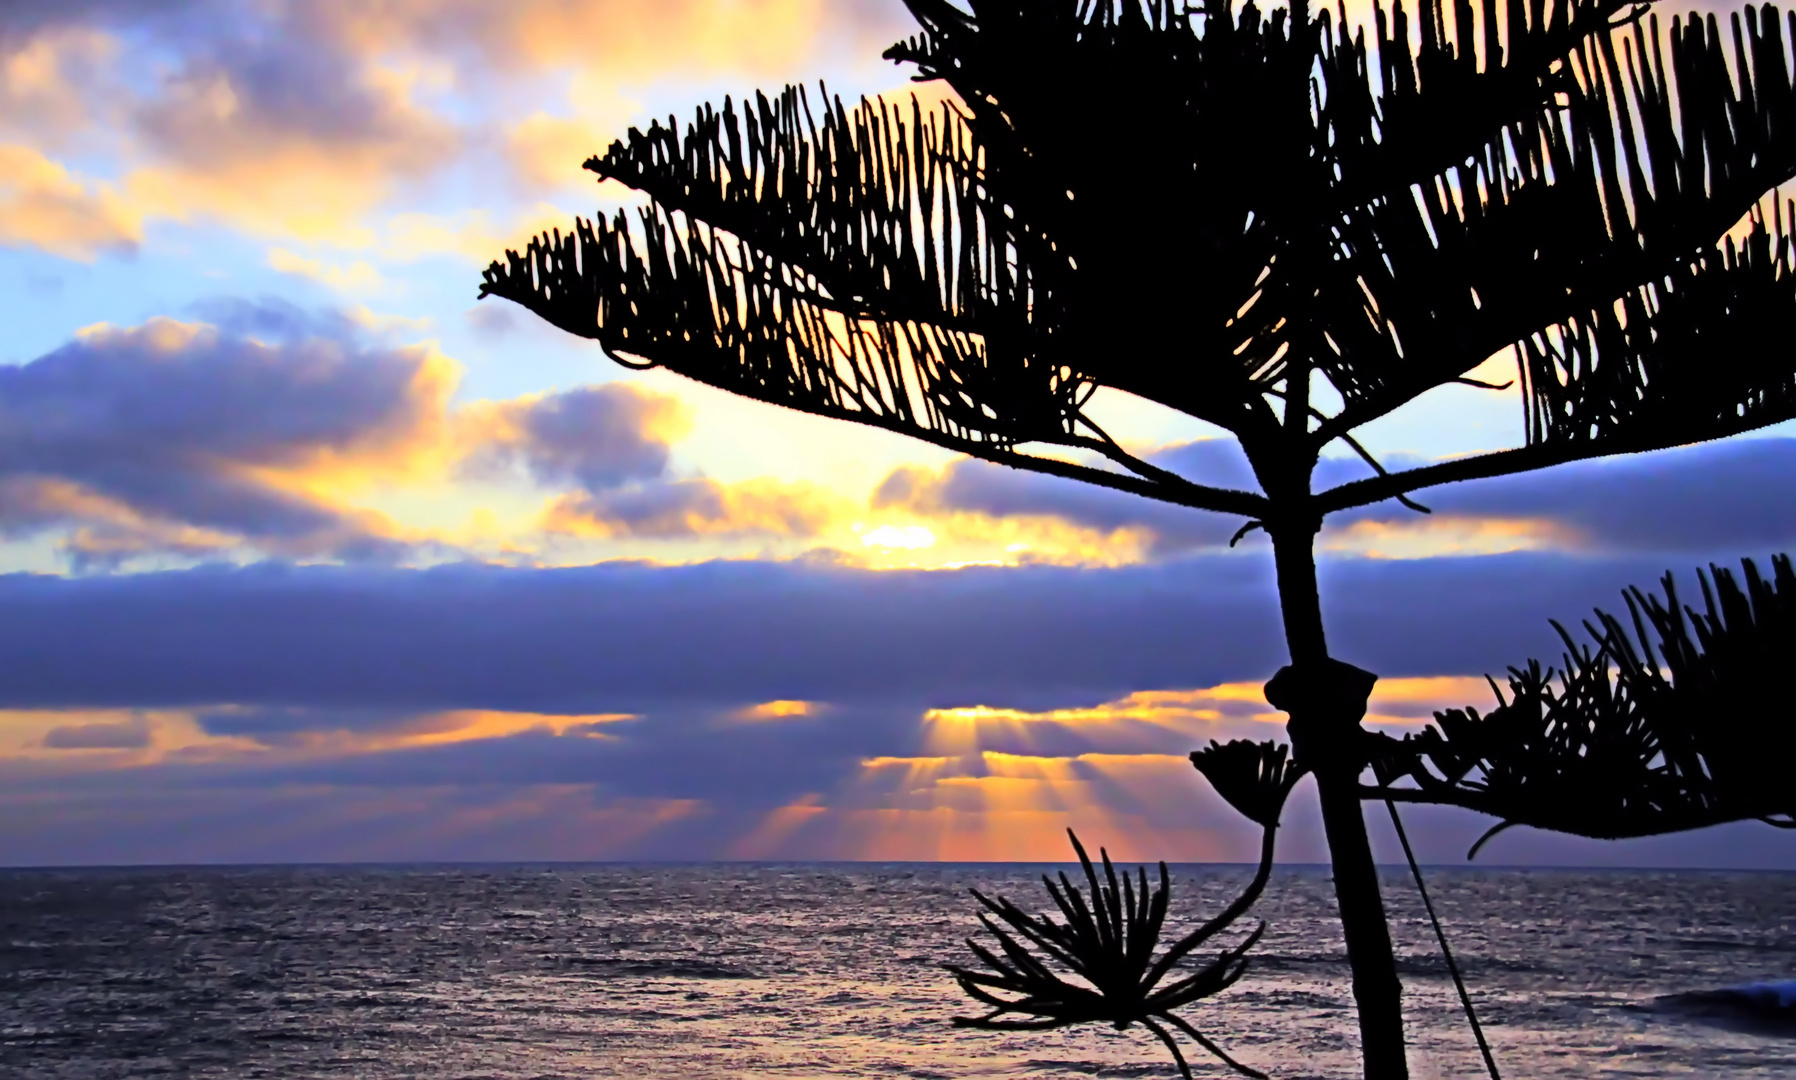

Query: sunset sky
[{"left": 1, "top": 0, "right": 1791, "bottom": 868}]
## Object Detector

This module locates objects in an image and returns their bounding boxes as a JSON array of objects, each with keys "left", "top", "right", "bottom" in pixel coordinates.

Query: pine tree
[{"left": 481, "top": 1, "right": 1796, "bottom": 1074}]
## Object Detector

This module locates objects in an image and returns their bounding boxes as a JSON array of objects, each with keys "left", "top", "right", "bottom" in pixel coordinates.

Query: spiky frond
[
  {"left": 482, "top": 0, "right": 1796, "bottom": 516},
  {"left": 1317, "top": 6, "right": 1796, "bottom": 452},
  {"left": 480, "top": 85, "right": 1263, "bottom": 516},
  {"left": 1369, "top": 555, "right": 1796, "bottom": 845},
  {"left": 947, "top": 829, "right": 1272, "bottom": 1079}
]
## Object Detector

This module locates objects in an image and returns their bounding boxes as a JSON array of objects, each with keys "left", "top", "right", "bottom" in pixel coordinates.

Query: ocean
[{"left": 1, "top": 864, "right": 1791, "bottom": 1079}]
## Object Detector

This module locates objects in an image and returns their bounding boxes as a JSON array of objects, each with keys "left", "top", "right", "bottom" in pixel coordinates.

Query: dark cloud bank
[{"left": 0, "top": 550, "right": 1748, "bottom": 715}]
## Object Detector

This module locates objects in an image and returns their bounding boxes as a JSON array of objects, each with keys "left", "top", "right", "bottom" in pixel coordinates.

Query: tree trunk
[{"left": 1268, "top": 527, "right": 1409, "bottom": 1079}]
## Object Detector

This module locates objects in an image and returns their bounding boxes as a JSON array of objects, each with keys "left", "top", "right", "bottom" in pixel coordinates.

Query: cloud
[
  {"left": 41, "top": 715, "right": 150, "bottom": 749},
  {"left": 462, "top": 382, "right": 690, "bottom": 493},
  {"left": 0, "top": 143, "right": 139, "bottom": 259},
  {"left": 543, "top": 477, "right": 841, "bottom": 540},
  {"left": 1333, "top": 438, "right": 1796, "bottom": 553},
  {"left": 464, "top": 303, "right": 519, "bottom": 340},
  {"left": 379, "top": 205, "right": 586, "bottom": 265},
  {"left": 874, "top": 448, "right": 1248, "bottom": 558},
  {"left": 504, "top": 105, "right": 638, "bottom": 194},
  {"left": 873, "top": 437, "right": 1796, "bottom": 562},
  {"left": 304, "top": 0, "right": 885, "bottom": 78},
  {"left": 193, "top": 704, "right": 631, "bottom": 753},
  {"left": 0, "top": 0, "right": 915, "bottom": 74},
  {"left": 267, "top": 247, "right": 384, "bottom": 292},
  {"left": 0, "top": 551, "right": 1740, "bottom": 715},
  {"left": 733, "top": 699, "right": 822, "bottom": 721},
  {"left": 0, "top": 25, "right": 117, "bottom": 143},
  {"left": 0, "top": 3, "right": 459, "bottom": 254},
  {"left": 458, "top": 381, "right": 843, "bottom": 544},
  {"left": 0, "top": 0, "right": 946, "bottom": 266},
  {"left": 122, "top": 28, "right": 457, "bottom": 242},
  {"left": 0, "top": 299, "right": 862, "bottom": 566},
  {"left": 0, "top": 301, "right": 455, "bottom": 565}
]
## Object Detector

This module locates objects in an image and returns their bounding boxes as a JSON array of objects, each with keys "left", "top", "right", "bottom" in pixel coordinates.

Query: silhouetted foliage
[
  {"left": 1190, "top": 739, "right": 1307, "bottom": 828},
  {"left": 947, "top": 829, "right": 1278, "bottom": 1079},
  {"left": 482, "top": 0, "right": 1796, "bottom": 1074},
  {"left": 482, "top": 0, "right": 1796, "bottom": 521},
  {"left": 1371, "top": 555, "right": 1796, "bottom": 849}
]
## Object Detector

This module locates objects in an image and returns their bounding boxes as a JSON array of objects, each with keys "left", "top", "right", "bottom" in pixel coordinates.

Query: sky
[{"left": 0, "top": 0, "right": 1792, "bottom": 868}]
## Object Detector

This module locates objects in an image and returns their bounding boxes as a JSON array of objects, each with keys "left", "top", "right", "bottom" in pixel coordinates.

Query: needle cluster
[
  {"left": 1373, "top": 555, "right": 1796, "bottom": 850},
  {"left": 947, "top": 831, "right": 1272, "bottom": 1079}
]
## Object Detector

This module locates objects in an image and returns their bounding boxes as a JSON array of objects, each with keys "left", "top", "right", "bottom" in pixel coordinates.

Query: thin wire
[{"left": 1384, "top": 798, "right": 1502, "bottom": 1080}]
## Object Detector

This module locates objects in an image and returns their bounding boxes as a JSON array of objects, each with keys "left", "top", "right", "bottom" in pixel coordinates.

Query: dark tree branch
[
  {"left": 1314, "top": 439, "right": 1637, "bottom": 514},
  {"left": 960, "top": 441, "right": 1271, "bottom": 518}
]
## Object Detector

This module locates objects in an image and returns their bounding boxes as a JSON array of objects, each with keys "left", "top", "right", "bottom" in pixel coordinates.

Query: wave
[
  {"left": 1653, "top": 979, "right": 1796, "bottom": 1034},
  {"left": 562, "top": 956, "right": 762, "bottom": 979}
]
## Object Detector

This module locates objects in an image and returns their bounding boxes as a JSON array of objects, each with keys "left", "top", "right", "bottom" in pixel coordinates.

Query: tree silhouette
[{"left": 480, "top": 0, "right": 1796, "bottom": 1074}]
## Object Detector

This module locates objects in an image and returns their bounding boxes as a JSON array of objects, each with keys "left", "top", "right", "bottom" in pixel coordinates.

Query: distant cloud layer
[
  {"left": 0, "top": 551, "right": 1766, "bottom": 715},
  {"left": 2, "top": 550, "right": 1790, "bottom": 867},
  {"left": 1334, "top": 439, "right": 1796, "bottom": 552}
]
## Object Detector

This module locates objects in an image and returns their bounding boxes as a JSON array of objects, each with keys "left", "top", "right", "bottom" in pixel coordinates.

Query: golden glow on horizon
[
  {"left": 920, "top": 688, "right": 1258, "bottom": 755},
  {"left": 1320, "top": 515, "right": 1578, "bottom": 559},
  {"left": 733, "top": 699, "right": 821, "bottom": 721},
  {"left": 1361, "top": 675, "right": 1497, "bottom": 727},
  {"left": 382, "top": 710, "right": 633, "bottom": 747},
  {"left": 0, "top": 707, "right": 635, "bottom": 767},
  {"left": 0, "top": 671, "right": 1519, "bottom": 859},
  {"left": 859, "top": 523, "right": 936, "bottom": 549}
]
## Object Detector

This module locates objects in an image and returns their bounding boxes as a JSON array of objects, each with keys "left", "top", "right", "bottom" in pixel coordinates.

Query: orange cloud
[
  {"left": 920, "top": 687, "right": 1268, "bottom": 756},
  {"left": 235, "top": 708, "right": 636, "bottom": 754},
  {"left": 867, "top": 461, "right": 1165, "bottom": 568},
  {"left": 825, "top": 749, "right": 1227, "bottom": 859},
  {"left": 919, "top": 675, "right": 1511, "bottom": 752},
  {"left": 0, "top": 144, "right": 139, "bottom": 259},
  {"left": 729, "top": 792, "right": 828, "bottom": 857},
  {"left": 0, "top": 705, "right": 637, "bottom": 770},
  {"left": 732, "top": 699, "right": 823, "bottom": 721},
  {"left": 311, "top": 0, "right": 837, "bottom": 77},
  {"left": 505, "top": 105, "right": 643, "bottom": 193},
  {"left": 381, "top": 204, "right": 593, "bottom": 264},
  {"left": 267, "top": 247, "right": 385, "bottom": 292},
  {"left": 0, "top": 708, "right": 263, "bottom": 767},
  {"left": 122, "top": 57, "right": 456, "bottom": 244},
  {"left": 0, "top": 476, "right": 237, "bottom": 560}
]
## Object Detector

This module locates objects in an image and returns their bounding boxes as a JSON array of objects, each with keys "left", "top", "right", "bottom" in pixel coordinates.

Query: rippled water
[{"left": 2, "top": 864, "right": 1792, "bottom": 1079}]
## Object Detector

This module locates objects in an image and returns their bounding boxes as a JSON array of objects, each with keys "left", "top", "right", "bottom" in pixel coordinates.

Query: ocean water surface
[{"left": 1, "top": 864, "right": 1792, "bottom": 1079}]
